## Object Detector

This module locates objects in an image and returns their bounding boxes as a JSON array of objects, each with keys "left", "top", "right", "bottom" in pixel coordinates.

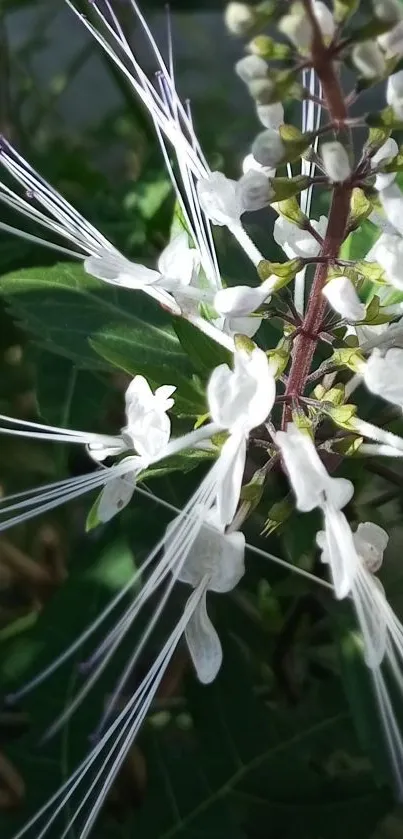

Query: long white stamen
[{"left": 354, "top": 418, "right": 403, "bottom": 452}]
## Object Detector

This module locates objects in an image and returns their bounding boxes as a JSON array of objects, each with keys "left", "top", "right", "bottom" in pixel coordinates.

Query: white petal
[
  {"left": 322, "top": 276, "right": 366, "bottom": 321},
  {"left": 322, "top": 506, "right": 359, "bottom": 599},
  {"left": 351, "top": 569, "right": 388, "bottom": 668},
  {"left": 85, "top": 253, "right": 160, "bottom": 288},
  {"left": 321, "top": 142, "right": 351, "bottom": 183},
  {"left": 157, "top": 233, "right": 198, "bottom": 287},
  {"left": 251, "top": 130, "right": 285, "bottom": 170},
  {"left": 242, "top": 153, "right": 275, "bottom": 178},
  {"left": 174, "top": 508, "right": 245, "bottom": 591},
  {"left": 354, "top": 522, "right": 389, "bottom": 573},
  {"left": 236, "top": 170, "right": 274, "bottom": 212},
  {"left": 273, "top": 216, "right": 324, "bottom": 259},
  {"left": 197, "top": 172, "right": 243, "bottom": 226},
  {"left": 224, "top": 314, "right": 262, "bottom": 338},
  {"left": 185, "top": 590, "right": 223, "bottom": 684},
  {"left": 256, "top": 102, "right": 284, "bottom": 130},
  {"left": 370, "top": 232, "right": 403, "bottom": 290},
  {"left": 215, "top": 433, "right": 247, "bottom": 528},
  {"left": 97, "top": 459, "right": 141, "bottom": 523},
  {"left": 214, "top": 284, "right": 270, "bottom": 317},
  {"left": 276, "top": 424, "right": 354, "bottom": 512},
  {"left": 363, "top": 347, "right": 403, "bottom": 408},
  {"left": 379, "top": 183, "right": 403, "bottom": 237},
  {"left": 372, "top": 138, "right": 399, "bottom": 192},
  {"left": 87, "top": 439, "right": 128, "bottom": 463},
  {"left": 207, "top": 347, "right": 275, "bottom": 432}
]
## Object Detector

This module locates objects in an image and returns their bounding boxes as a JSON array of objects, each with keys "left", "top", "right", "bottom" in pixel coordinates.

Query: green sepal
[
  {"left": 248, "top": 35, "right": 291, "bottom": 60},
  {"left": 348, "top": 188, "right": 373, "bottom": 232},
  {"left": 331, "top": 347, "right": 365, "bottom": 373},
  {"left": 257, "top": 257, "right": 303, "bottom": 282},
  {"left": 273, "top": 196, "right": 307, "bottom": 227},
  {"left": 313, "top": 382, "right": 346, "bottom": 407},
  {"left": 262, "top": 497, "right": 293, "bottom": 536},
  {"left": 360, "top": 295, "right": 392, "bottom": 326},
  {"left": 279, "top": 125, "right": 313, "bottom": 164},
  {"left": 86, "top": 493, "right": 103, "bottom": 532},
  {"left": 269, "top": 175, "right": 310, "bottom": 202},
  {"left": 325, "top": 403, "right": 358, "bottom": 430},
  {"left": 367, "top": 106, "right": 403, "bottom": 132}
]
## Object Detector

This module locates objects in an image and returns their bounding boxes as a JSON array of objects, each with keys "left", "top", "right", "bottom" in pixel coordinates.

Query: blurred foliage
[{"left": 0, "top": 2, "right": 402, "bottom": 839}]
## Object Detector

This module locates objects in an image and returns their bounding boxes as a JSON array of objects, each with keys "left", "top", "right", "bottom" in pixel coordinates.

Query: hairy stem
[{"left": 283, "top": 0, "right": 352, "bottom": 424}]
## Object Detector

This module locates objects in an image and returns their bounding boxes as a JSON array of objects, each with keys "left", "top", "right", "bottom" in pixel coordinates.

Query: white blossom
[
  {"left": 235, "top": 54, "right": 268, "bottom": 84},
  {"left": 371, "top": 138, "right": 399, "bottom": 190},
  {"left": 224, "top": 2, "right": 256, "bottom": 35},
  {"left": 352, "top": 42, "right": 387, "bottom": 78},
  {"left": 251, "top": 129, "right": 285, "bottom": 169},
  {"left": 369, "top": 231, "right": 403, "bottom": 289},
  {"left": 197, "top": 171, "right": 244, "bottom": 226},
  {"left": 214, "top": 279, "right": 274, "bottom": 318},
  {"left": 237, "top": 169, "right": 274, "bottom": 211},
  {"left": 276, "top": 424, "right": 354, "bottom": 513},
  {"left": 378, "top": 20, "right": 403, "bottom": 57},
  {"left": 256, "top": 102, "right": 284, "bottom": 130},
  {"left": 321, "top": 142, "right": 352, "bottom": 183},
  {"left": 322, "top": 276, "right": 366, "bottom": 322},
  {"left": 122, "top": 377, "right": 176, "bottom": 461},
  {"left": 362, "top": 347, "right": 403, "bottom": 408},
  {"left": 274, "top": 215, "right": 327, "bottom": 259},
  {"left": 377, "top": 183, "right": 403, "bottom": 238},
  {"left": 387, "top": 69, "right": 403, "bottom": 120},
  {"left": 166, "top": 507, "right": 245, "bottom": 682}
]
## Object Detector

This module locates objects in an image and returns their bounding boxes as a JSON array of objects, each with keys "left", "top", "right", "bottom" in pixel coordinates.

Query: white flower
[
  {"left": 375, "top": 0, "right": 403, "bottom": 23},
  {"left": 279, "top": 1, "right": 334, "bottom": 52},
  {"left": 197, "top": 172, "right": 244, "bottom": 226},
  {"left": 387, "top": 69, "right": 403, "bottom": 120},
  {"left": 321, "top": 142, "right": 352, "bottom": 183},
  {"left": 167, "top": 507, "right": 245, "bottom": 683},
  {"left": 256, "top": 102, "right": 284, "bottom": 130},
  {"left": 352, "top": 41, "right": 387, "bottom": 78},
  {"left": 353, "top": 522, "right": 389, "bottom": 574},
  {"left": 363, "top": 347, "right": 403, "bottom": 408},
  {"left": 235, "top": 54, "right": 268, "bottom": 84},
  {"left": 207, "top": 347, "right": 276, "bottom": 526},
  {"left": 273, "top": 215, "right": 327, "bottom": 259},
  {"left": 224, "top": 2, "right": 256, "bottom": 35},
  {"left": 322, "top": 276, "right": 366, "bottom": 322},
  {"left": 223, "top": 313, "right": 263, "bottom": 338},
  {"left": 377, "top": 183, "right": 403, "bottom": 238},
  {"left": 370, "top": 231, "right": 403, "bottom": 289},
  {"left": 251, "top": 129, "right": 285, "bottom": 169},
  {"left": 276, "top": 424, "right": 354, "bottom": 513},
  {"left": 208, "top": 346, "right": 275, "bottom": 434},
  {"left": 214, "top": 279, "right": 273, "bottom": 318},
  {"left": 378, "top": 20, "right": 403, "bottom": 57},
  {"left": 123, "top": 376, "right": 176, "bottom": 461},
  {"left": 237, "top": 170, "right": 274, "bottom": 211},
  {"left": 371, "top": 138, "right": 399, "bottom": 190}
]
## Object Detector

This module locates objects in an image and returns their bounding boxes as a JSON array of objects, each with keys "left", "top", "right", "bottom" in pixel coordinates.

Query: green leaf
[
  {"left": 174, "top": 319, "right": 232, "bottom": 377},
  {"left": 90, "top": 328, "right": 206, "bottom": 416},
  {"left": 0, "top": 262, "right": 186, "bottom": 371},
  {"left": 341, "top": 220, "right": 380, "bottom": 262}
]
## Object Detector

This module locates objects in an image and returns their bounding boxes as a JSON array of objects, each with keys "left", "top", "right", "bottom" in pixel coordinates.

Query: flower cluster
[{"left": 4, "top": 0, "right": 403, "bottom": 835}]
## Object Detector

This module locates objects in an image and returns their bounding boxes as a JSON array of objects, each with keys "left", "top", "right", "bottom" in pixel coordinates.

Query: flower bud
[
  {"left": 256, "top": 102, "right": 284, "bottom": 129},
  {"left": 235, "top": 55, "right": 267, "bottom": 84},
  {"left": 387, "top": 70, "right": 403, "bottom": 120},
  {"left": 197, "top": 172, "right": 243, "bottom": 226},
  {"left": 251, "top": 129, "right": 285, "bottom": 169},
  {"left": 236, "top": 170, "right": 274, "bottom": 211},
  {"left": 279, "top": 1, "right": 335, "bottom": 52},
  {"left": 378, "top": 20, "right": 403, "bottom": 57},
  {"left": 321, "top": 141, "right": 352, "bottom": 183},
  {"left": 224, "top": 2, "right": 257, "bottom": 35},
  {"left": 322, "top": 276, "right": 366, "bottom": 322},
  {"left": 371, "top": 137, "right": 399, "bottom": 189},
  {"left": 373, "top": 0, "right": 403, "bottom": 23},
  {"left": 352, "top": 42, "right": 387, "bottom": 78},
  {"left": 248, "top": 78, "right": 276, "bottom": 105}
]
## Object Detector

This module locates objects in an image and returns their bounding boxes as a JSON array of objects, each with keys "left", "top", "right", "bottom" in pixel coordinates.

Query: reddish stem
[{"left": 281, "top": 0, "right": 352, "bottom": 426}]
